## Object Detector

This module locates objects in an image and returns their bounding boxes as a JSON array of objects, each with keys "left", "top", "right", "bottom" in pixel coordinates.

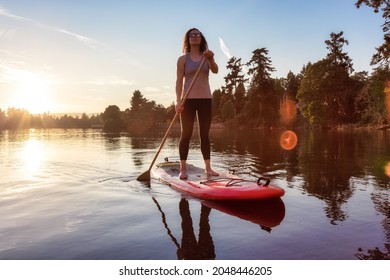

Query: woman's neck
[
  {"left": 189, "top": 45, "right": 201, "bottom": 54},
  {"left": 189, "top": 47, "right": 202, "bottom": 60}
]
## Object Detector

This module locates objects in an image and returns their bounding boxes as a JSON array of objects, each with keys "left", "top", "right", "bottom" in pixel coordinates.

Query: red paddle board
[
  {"left": 152, "top": 161, "right": 285, "bottom": 201},
  {"left": 203, "top": 198, "right": 285, "bottom": 228}
]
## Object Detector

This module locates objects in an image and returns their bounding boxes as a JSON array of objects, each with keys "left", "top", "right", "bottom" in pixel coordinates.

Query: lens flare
[
  {"left": 218, "top": 37, "right": 232, "bottom": 59},
  {"left": 280, "top": 96, "right": 297, "bottom": 125},
  {"left": 385, "top": 162, "right": 390, "bottom": 177},
  {"left": 280, "top": 130, "right": 298, "bottom": 151}
]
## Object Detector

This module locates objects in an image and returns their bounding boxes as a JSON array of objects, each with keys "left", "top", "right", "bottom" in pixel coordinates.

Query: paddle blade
[{"left": 137, "top": 170, "right": 151, "bottom": 182}]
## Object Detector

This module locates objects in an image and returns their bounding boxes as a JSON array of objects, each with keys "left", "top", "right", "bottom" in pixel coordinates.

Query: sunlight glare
[
  {"left": 20, "top": 137, "right": 46, "bottom": 175},
  {"left": 7, "top": 68, "right": 55, "bottom": 114}
]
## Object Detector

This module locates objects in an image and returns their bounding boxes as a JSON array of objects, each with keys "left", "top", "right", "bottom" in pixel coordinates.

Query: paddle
[{"left": 137, "top": 57, "right": 206, "bottom": 181}]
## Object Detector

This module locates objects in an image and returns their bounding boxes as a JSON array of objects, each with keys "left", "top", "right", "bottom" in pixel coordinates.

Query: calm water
[{"left": 0, "top": 128, "right": 389, "bottom": 260}]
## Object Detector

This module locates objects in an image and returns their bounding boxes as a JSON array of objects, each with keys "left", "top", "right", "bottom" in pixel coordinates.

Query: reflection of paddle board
[
  {"left": 203, "top": 198, "right": 285, "bottom": 229},
  {"left": 152, "top": 161, "right": 285, "bottom": 201}
]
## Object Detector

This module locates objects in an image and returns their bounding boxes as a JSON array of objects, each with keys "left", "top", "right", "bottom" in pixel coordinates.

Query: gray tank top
[{"left": 183, "top": 54, "right": 212, "bottom": 99}]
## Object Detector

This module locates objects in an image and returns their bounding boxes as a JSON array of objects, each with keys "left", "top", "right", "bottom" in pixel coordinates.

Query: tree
[
  {"left": 297, "top": 59, "right": 331, "bottom": 126},
  {"left": 245, "top": 48, "right": 276, "bottom": 126},
  {"left": 80, "top": 113, "right": 90, "bottom": 129},
  {"left": 6, "top": 108, "right": 31, "bottom": 129},
  {"left": 324, "top": 31, "right": 356, "bottom": 123},
  {"left": 325, "top": 31, "right": 354, "bottom": 73},
  {"left": 154, "top": 103, "right": 167, "bottom": 125},
  {"left": 165, "top": 103, "right": 176, "bottom": 122},
  {"left": 356, "top": 0, "right": 390, "bottom": 67},
  {"left": 351, "top": 71, "right": 369, "bottom": 83},
  {"left": 101, "top": 105, "right": 124, "bottom": 132},
  {"left": 354, "top": 66, "right": 390, "bottom": 124},
  {"left": 41, "top": 113, "right": 57, "bottom": 128},
  {"left": 0, "top": 109, "right": 6, "bottom": 129},
  {"left": 246, "top": 48, "right": 275, "bottom": 91},
  {"left": 223, "top": 57, "right": 248, "bottom": 95},
  {"left": 286, "top": 71, "right": 301, "bottom": 99},
  {"left": 130, "top": 90, "right": 147, "bottom": 114},
  {"left": 221, "top": 100, "right": 235, "bottom": 121},
  {"left": 222, "top": 57, "right": 248, "bottom": 116},
  {"left": 234, "top": 82, "right": 246, "bottom": 115},
  {"left": 212, "top": 89, "right": 223, "bottom": 119},
  {"left": 127, "top": 90, "right": 164, "bottom": 134}
]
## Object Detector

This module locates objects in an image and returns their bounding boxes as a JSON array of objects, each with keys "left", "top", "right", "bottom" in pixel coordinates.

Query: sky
[{"left": 0, "top": 0, "right": 385, "bottom": 114}]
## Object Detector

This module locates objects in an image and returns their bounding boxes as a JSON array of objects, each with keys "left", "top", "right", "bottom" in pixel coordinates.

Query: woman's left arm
[{"left": 204, "top": 50, "right": 218, "bottom": 74}]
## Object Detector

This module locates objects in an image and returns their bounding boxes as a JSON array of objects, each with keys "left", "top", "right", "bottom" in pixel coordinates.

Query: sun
[{"left": 7, "top": 69, "right": 55, "bottom": 114}]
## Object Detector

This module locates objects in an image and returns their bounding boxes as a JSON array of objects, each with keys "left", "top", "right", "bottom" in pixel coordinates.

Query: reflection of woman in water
[
  {"left": 152, "top": 194, "right": 284, "bottom": 259},
  {"left": 177, "top": 199, "right": 215, "bottom": 260}
]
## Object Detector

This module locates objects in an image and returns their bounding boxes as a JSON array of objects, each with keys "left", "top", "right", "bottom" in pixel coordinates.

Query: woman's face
[{"left": 189, "top": 29, "right": 202, "bottom": 45}]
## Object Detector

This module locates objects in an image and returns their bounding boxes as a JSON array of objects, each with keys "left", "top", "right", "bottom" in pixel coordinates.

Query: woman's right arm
[{"left": 175, "top": 55, "right": 185, "bottom": 112}]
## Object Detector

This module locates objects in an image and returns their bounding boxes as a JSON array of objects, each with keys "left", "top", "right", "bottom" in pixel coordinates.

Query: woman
[{"left": 175, "top": 28, "right": 219, "bottom": 180}]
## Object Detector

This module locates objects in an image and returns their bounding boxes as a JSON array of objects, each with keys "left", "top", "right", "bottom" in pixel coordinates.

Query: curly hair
[{"left": 182, "top": 28, "right": 208, "bottom": 54}]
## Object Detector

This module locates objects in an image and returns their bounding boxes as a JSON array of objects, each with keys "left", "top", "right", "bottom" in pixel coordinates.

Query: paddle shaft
[{"left": 145, "top": 57, "right": 206, "bottom": 174}]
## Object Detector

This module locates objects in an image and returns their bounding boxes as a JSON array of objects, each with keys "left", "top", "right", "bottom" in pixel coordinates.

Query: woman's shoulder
[
  {"left": 177, "top": 54, "right": 187, "bottom": 67},
  {"left": 177, "top": 54, "right": 187, "bottom": 62}
]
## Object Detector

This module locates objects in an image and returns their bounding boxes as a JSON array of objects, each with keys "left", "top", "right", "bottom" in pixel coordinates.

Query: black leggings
[{"left": 179, "top": 99, "right": 212, "bottom": 161}]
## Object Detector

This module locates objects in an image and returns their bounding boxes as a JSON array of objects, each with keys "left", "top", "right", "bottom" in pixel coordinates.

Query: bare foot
[
  {"left": 206, "top": 169, "right": 219, "bottom": 177},
  {"left": 179, "top": 160, "right": 188, "bottom": 180},
  {"left": 179, "top": 171, "right": 188, "bottom": 180}
]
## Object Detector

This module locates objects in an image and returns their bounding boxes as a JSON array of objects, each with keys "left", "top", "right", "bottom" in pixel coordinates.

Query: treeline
[
  {"left": 2, "top": 31, "right": 388, "bottom": 133},
  {"left": 99, "top": 90, "right": 172, "bottom": 133},
  {"left": 100, "top": 30, "right": 390, "bottom": 133},
  {"left": 0, "top": 108, "right": 102, "bottom": 130},
  {"left": 102, "top": 1, "right": 390, "bottom": 133},
  {"left": 103, "top": 1, "right": 390, "bottom": 132},
  {"left": 215, "top": 29, "right": 389, "bottom": 128}
]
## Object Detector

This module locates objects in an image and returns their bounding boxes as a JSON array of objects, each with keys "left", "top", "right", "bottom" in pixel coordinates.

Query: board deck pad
[{"left": 152, "top": 161, "right": 285, "bottom": 201}]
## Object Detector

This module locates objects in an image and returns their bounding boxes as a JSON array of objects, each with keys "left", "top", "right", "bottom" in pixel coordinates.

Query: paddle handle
[{"left": 147, "top": 57, "right": 206, "bottom": 172}]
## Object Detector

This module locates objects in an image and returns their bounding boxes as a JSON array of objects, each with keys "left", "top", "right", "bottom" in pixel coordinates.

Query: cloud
[
  {"left": 143, "top": 87, "right": 160, "bottom": 92},
  {"left": 0, "top": 48, "right": 57, "bottom": 85},
  {"left": 86, "top": 75, "right": 136, "bottom": 86},
  {"left": 81, "top": 96, "right": 106, "bottom": 101},
  {"left": 0, "top": 6, "right": 32, "bottom": 21},
  {"left": 0, "top": 48, "right": 25, "bottom": 60},
  {"left": 0, "top": 5, "right": 100, "bottom": 49},
  {"left": 0, "top": 28, "right": 16, "bottom": 38},
  {"left": 0, "top": 48, "right": 46, "bottom": 66}
]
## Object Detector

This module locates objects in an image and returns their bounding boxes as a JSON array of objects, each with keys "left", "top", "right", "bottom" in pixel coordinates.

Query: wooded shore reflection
[
  {"left": 215, "top": 128, "right": 390, "bottom": 259},
  {"left": 1, "top": 128, "right": 388, "bottom": 259},
  {"left": 130, "top": 127, "right": 389, "bottom": 259}
]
